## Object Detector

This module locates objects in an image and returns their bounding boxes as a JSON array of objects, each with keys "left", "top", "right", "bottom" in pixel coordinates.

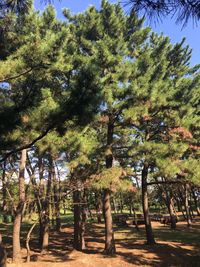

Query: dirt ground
[{"left": 7, "top": 217, "right": 200, "bottom": 267}]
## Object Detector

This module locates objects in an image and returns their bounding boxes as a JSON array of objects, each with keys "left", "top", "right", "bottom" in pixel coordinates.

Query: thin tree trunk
[
  {"left": 132, "top": 203, "right": 139, "bottom": 231},
  {"left": 95, "top": 192, "right": 102, "bottom": 223},
  {"left": 142, "top": 162, "right": 155, "bottom": 245},
  {"left": 112, "top": 197, "right": 117, "bottom": 214},
  {"left": 129, "top": 200, "right": 132, "bottom": 216},
  {"left": 55, "top": 162, "right": 61, "bottom": 231},
  {"left": 176, "top": 197, "right": 181, "bottom": 212},
  {"left": 37, "top": 155, "right": 44, "bottom": 247},
  {"left": 80, "top": 190, "right": 87, "bottom": 250},
  {"left": 2, "top": 161, "right": 7, "bottom": 213},
  {"left": 51, "top": 158, "right": 61, "bottom": 232},
  {"left": 13, "top": 149, "right": 27, "bottom": 262},
  {"left": 73, "top": 190, "right": 81, "bottom": 250},
  {"left": 161, "top": 183, "right": 177, "bottom": 230},
  {"left": 185, "top": 184, "right": 192, "bottom": 227},
  {"left": 41, "top": 155, "right": 51, "bottom": 254},
  {"left": 192, "top": 187, "right": 200, "bottom": 216},
  {"left": 178, "top": 189, "right": 186, "bottom": 219},
  {"left": 119, "top": 193, "right": 123, "bottom": 214},
  {"left": 0, "top": 233, "right": 7, "bottom": 267},
  {"left": 26, "top": 222, "right": 37, "bottom": 262}
]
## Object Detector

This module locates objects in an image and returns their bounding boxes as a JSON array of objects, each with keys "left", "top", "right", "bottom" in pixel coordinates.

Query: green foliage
[
  {"left": 91, "top": 166, "right": 132, "bottom": 191},
  {"left": 0, "top": 1, "right": 199, "bottom": 226}
]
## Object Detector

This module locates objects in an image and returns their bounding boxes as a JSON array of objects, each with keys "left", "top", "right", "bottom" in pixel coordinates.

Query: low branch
[
  {"left": 147, "top": 180, "right": 186, "bottom": 186},
  {"left": 0, "top": 126, "right": 52, "bottom": 163},
  {"left": 26, "top": 221, "right": 38, "bottom": 263},
  {"left": 0, "top": 67, "right": 36, "bottom": 83}
]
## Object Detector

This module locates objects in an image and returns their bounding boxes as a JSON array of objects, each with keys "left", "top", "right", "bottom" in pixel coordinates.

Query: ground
[{"left": 4, "top": 215, "right": 200, "bottom": 267}]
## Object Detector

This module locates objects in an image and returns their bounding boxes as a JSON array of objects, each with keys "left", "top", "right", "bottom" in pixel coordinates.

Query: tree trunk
[
  {"left": 13, "top": 149, "right": 27, "bottom": 263},
  {"left": 142, "top": 163, "right": 155, "bottom": 245},
  {"left": 185, "top": 184, "right": 192, "bottom": 227},
  {"left": 2, "top": 161, "right": 7, "bottom": 213},
  {"left": 80, "top": 190, "right": 87, "bottom": 250},
  {"left": 132, "top": 203, "right": 139, "bottom": 231},
  {"left": 49, "top": 156, "right": 61, "bottom": 231},
  {"left": 176, "top": 197, "right": 181, "bottom": 212},
  {"left": 112, "top": 197, "right": 117, "bottom": 214},
  {"left": 119, "top": 193, "right": 123, "bottom": 214},
  {"left": 26, "top": 222, "right": 37, "bottom": 262},
  {"left": 103, "top": 189, "right": 116, "bottom": 255},
  {"left": 73, "top": 190, "right": 81, "bottom": 250},
  {"left": 41, "top": 155, "right": 51, "bottom": 254},
  {"left": 0, "top": 233, "right": 7, "bottom": 267},
  {"left": 28, "top": 154, "right": 44, "bottom": 249},
  {"left": 168, "top": 198, "right": 177, "bottom": 230},
  {"left": 95, "top": 192, "right": 102, "bottom": 223},
  {"left": 103, "top": 120, "right": 116, "bottom": 255},
  {"left": 162, "top": 184, "right": 177, "bottom": 230},
  {"left": 192, "top": 187, "right": 200, "bottom": 216}
]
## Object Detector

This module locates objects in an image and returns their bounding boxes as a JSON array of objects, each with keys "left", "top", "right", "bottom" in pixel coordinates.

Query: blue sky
[{"left": 34, "top": 0, "right": 199, "bottom": 66}]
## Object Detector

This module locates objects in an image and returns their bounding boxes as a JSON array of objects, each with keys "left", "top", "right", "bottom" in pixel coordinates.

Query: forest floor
[{"left": 5, "top": 215, "right": 200, "bottom": 267}]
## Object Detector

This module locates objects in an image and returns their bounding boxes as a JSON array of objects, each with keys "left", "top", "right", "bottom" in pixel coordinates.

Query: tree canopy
[
  {"left": 126, "top": 0, "right": 200, "bottom": 25},
  {"left": 0, "top": 1, "right": 199, "bottom": 265}
]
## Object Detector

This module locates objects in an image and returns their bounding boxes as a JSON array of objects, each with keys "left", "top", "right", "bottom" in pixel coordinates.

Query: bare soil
[{"left": 7, "top": 217, "right": 200, "bottom": 267}]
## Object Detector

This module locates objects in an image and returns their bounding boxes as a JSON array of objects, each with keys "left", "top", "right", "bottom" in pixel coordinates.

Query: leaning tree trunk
[
  {"left": 142, "top": 162, "right": 156, "bottom": 245},
  {"left": 13, "top": 149, "right": 27, "bottom": 263},
  {"left": 103, "top": 120, "right": 116, "bottom": 255}
]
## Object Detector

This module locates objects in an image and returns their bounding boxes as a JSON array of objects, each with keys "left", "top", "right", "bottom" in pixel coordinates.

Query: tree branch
[
  {"left": 147, "top": 180, "right": 186, "bottom": 186},
  {"left": 0, "top": 126, "right": 52, "bottom": 163}
]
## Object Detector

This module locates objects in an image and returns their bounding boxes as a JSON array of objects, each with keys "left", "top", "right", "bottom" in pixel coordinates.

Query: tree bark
[
  {"left": 103, "top": 120, "right": 116, "bottom": 255},
  {"left": 80, "top": 190, "right": 87, "bottom": 250},
  {"left": 168, "top": 198, "right": 177, "bottom": 230},
  {"left": 103, "top": 189, "right": 116, "bottom": 255},
  {"left": 41, "top": 155, "right": 51, "bottom": 254},
  {"left": 13, "top": 149, "right": 27, "bottom": 262},
  {"left": 161, "top": 183, "right": 177, "bottom": 230},
  {"left": 142, "top": 162, "right": 155, "bottom": 245},
  {"left": 119, "top": 193, "right": 123, "bottom": 214},
  {"left": 0, "top": 233, "right": 7, "bottom": 267},
  {"left": 73, "top": 189, "right": 81, "bottom": 250},
  {"left": 192, "top": 187, "right": 200, "bottom": 216},
  {"left": 184, "top": 184, "right": 192, "bottom": 227},
  {"left": 2, "top": 161, "right": 7, "bottom": 213},
  {"left": 26, "top": 222, "right": 37, "bottom": 262},
  {"left": 95, "top": 192, "right": 102, "bottom": 223},
  {"left": 51, "top": 158, "right": 61, "bottom": 232}
]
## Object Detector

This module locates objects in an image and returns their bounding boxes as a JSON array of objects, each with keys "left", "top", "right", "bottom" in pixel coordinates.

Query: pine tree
[
  {"left": 65, "top": 0, "right": 151, "bottom": 254},
  {"left": 0, "top": 4, "right": 102, "bottom": 162},
  {"left": 123, "top": 33, "right": 200, "bottom": 243}
]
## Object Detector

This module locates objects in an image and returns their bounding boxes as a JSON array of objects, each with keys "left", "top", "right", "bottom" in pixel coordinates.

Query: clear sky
[{"left": 34, "top": 0, "right": 199, "bottom": 66}]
